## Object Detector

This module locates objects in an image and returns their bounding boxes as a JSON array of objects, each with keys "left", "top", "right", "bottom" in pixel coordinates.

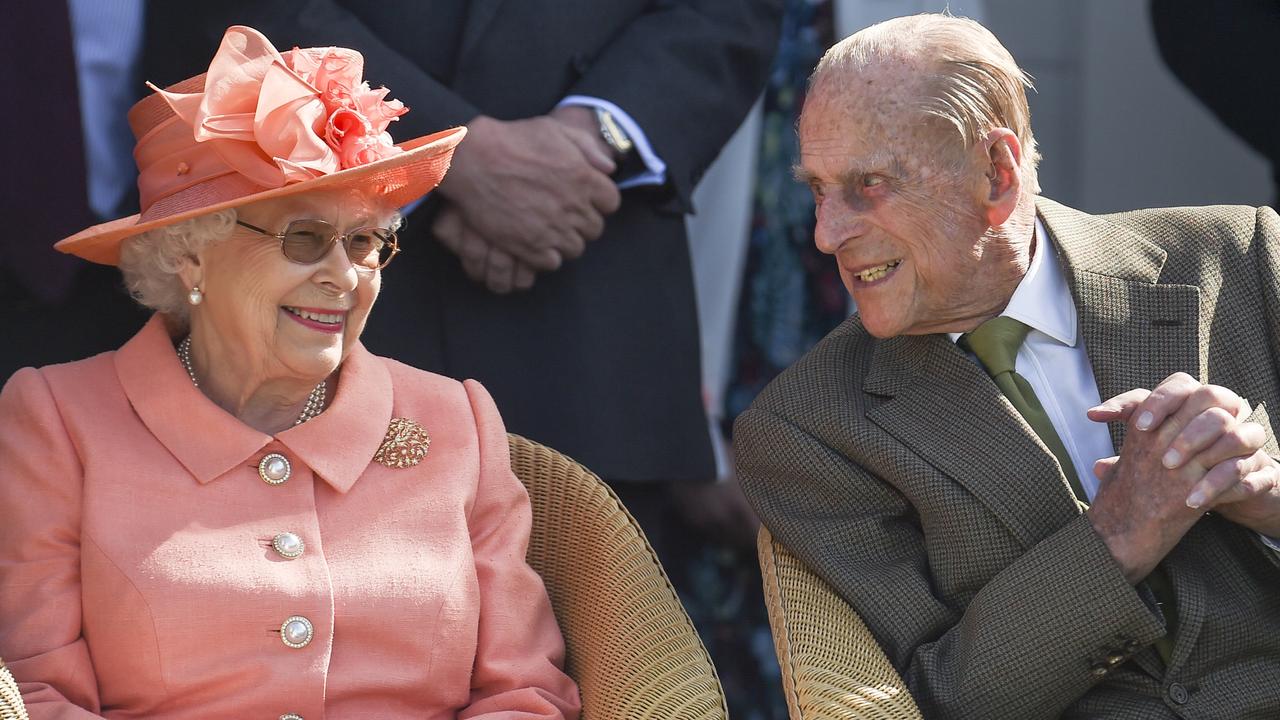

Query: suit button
[
  {"left": 258, "top": 453, "right": 291, "bottom": 485},
  {"left": 1089, "top": 663, "right": 1108, "bottom": 679},
  {"left": 1167, "top": 682, "right": 1190, "bottom": 705},
  {"left": 272, "top": 532, "right": 305, "bottom": 559},
  {"left": 280, "top": 616, "right": 313, "bottom": 649},
  {"left": 1106, "top": 653, "right": 1125, "bottom": 666}
]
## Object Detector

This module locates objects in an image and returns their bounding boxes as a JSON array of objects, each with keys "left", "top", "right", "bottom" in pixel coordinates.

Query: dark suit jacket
[
  {"left": 143, "top": 0, "right": 782, "bottom": 482},
  {"left": 735, "top": 198, "right": 1280, "bottom": 719}
]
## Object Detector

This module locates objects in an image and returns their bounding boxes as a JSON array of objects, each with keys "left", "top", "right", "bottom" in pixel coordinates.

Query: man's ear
[{"left": 979, "top": 128, "right": 1022, "bottom": 227}]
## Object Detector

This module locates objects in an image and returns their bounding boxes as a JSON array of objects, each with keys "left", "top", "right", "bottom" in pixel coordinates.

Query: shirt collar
[
  {"left": 116, "top": 315, "right": 392, "bottom": 493},
  {"left": 948, "top": 216, "right": 1078, "bottom": 347}
]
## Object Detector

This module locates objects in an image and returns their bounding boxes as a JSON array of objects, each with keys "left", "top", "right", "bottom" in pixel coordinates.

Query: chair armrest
[
  {"left": 758, "top": 527, "right": 923, "bottom": 720},
  {"left": 0, "top": 659, "right": 31, "bottom": 720}
]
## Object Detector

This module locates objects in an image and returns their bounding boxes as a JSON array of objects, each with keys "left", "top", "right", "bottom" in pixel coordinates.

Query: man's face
[{"left": 797, "top": 69, "right": 1020, "bottom": 338}]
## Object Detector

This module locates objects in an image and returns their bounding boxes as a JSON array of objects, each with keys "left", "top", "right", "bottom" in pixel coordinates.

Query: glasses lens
[
  {"left": 346, "top": 229, "right": 395, "bottom": 269},
  {"left": 281, "top": 220, "right": 338, "bottom": 263}
]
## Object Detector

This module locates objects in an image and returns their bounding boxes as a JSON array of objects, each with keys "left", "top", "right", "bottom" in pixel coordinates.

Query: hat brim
[{"left": 55, "top": 126, "right": 467, "bottom": 266}]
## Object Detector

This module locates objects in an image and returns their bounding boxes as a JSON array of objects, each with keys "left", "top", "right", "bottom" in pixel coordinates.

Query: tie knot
[{"left": 961, "top": 316, "right": 1030, "bottom": 376}]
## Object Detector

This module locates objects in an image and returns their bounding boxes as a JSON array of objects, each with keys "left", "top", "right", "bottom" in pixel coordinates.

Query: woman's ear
[
  {"left": 979, "top": 128, "right": 1023, "bottom": 227},
  {"left": 176, "top": 252, "right": 204, "bottom": 300}
]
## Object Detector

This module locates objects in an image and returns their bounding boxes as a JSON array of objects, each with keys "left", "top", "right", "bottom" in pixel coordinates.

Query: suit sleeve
[
  {"left": 458, "top": 380, "right": 581, "bottom": 720},
  {"left": 142, "top": 0, "right": 480, "bottom": 137},
  {"left": 734, "top": 407, "right": 1167, "bottom": 720},
  {"left": 0, "top": 369, "right": 105, "bottom": 718},
  {"left": 566, "top": 0, "right": 783, "bottom": 210}
]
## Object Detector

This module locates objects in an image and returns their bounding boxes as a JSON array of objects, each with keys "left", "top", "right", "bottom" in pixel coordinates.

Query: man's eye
[{"left": 863, "top": 176, "right": 884, "bottom": 188}]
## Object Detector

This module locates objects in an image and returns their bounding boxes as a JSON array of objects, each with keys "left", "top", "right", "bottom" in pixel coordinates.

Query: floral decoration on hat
[{"left": 149, "top": 27, "right": 409, "bottom": 190}]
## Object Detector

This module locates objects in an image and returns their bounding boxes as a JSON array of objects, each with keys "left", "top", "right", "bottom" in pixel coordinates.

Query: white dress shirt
[{"left": 950, "top": 218, "right": 1113, "bottom": 500}]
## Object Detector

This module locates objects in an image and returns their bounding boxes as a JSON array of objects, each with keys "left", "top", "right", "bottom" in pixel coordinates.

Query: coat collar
[
  {"left": 115, "top": 315, "right": 393, "bottom": 493},
  {"left": 861, "top": 198, "right": 1201, "bottom": 544}
]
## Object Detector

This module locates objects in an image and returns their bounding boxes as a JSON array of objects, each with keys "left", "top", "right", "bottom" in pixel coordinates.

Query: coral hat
[{"left": 57, "top": 25, "right": 466, "bottom": 265}]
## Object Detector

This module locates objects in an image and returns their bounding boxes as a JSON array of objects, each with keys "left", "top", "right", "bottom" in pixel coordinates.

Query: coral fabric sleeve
[
  {"left": 0, "top": 368, "right": 104, "bottom": 718},
  {"left": 459, "top": 380, "right": 580, "bottom": 720}
]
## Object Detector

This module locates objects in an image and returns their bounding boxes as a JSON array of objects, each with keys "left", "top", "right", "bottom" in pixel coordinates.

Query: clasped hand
[
  {"left": 432, "top": 112, "right": 621, "bottom": 293},
  {"left": 1086, "top": 372, "right": 1280, "bottom": 583}
]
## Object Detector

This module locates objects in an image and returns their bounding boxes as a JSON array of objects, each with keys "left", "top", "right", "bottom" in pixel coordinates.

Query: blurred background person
[{"left": 0, "top": 1, "right": 148, "bottom": 381}]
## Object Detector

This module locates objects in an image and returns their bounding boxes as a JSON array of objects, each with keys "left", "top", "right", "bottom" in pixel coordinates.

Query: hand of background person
[
  {"left": 668, "top": 472, "right": 761, "bottom": 550},
  {"left": 434, "top": 114, "right": 620, "bottom": 271},
  {"left": 1086, "top": 373, "right": 1279, "bottom": 582},
  {"left": 433, "top": 205, "right": 536, "bottom": 294}
]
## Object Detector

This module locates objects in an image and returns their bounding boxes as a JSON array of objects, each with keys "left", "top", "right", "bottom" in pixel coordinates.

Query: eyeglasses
[{"left": 236, "top": 219, "right": 400, "bottom": 270}]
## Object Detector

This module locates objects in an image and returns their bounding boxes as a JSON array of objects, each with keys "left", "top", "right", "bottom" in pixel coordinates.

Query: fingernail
[
  {"left": 1136, "top": 411, "right": 1154, "bottom": 430},
  {"left": 1186, "top": 491, "right": 1205, "bottom": 509},
  {"left": 1162, "top": 448, "right": 1181, "bottom": 468}
]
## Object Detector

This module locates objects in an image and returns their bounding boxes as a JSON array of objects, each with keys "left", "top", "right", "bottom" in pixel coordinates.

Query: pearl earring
[{"left": 188, "top": 286, "right": 204, "bottom": 306}]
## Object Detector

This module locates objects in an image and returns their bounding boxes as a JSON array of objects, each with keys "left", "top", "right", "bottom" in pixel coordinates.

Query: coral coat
[{"left": 0, "top": 316, "right": 580, "bottom": 719}]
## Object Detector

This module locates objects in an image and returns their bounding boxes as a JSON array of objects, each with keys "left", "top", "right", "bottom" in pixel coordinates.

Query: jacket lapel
[
  {"left": 458, "top": 0, "right": 506, "bottom": 65},
  {"left": 1038, "top": 198, "right": 1202, "bottom": 451},
  {"left": 864, "top": 334, "right": 1082, "bottom": 548}
]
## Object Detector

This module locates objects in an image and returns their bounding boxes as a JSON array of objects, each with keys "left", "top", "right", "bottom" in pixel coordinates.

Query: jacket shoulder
[
  {"left": 746, "top": 315, "right": 877, "bottom": 425},
  {"left": 1102, "top": 204, "right": 1273, "bottom": 255}
]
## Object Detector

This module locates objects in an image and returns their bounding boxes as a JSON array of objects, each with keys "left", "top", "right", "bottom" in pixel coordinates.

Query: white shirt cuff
[
  {"left": 557, "top": 95, "right": 667, "bottom": 189},
  {"left": 1261, "top": 533, "right": 1280, "bottom": 552}
]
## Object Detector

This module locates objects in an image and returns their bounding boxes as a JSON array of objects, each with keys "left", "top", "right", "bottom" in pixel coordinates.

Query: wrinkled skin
[
  {"left": 796, "top": 62, "right": 1034, "bottom": 338},
  {"left": 177, "top": 188, "right": 396, "bottom": 434}
]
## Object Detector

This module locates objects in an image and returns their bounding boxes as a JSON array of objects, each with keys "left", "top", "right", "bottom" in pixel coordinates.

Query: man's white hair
[{"left": 812, "top": 13, "right": 1042, "bottom": 193}]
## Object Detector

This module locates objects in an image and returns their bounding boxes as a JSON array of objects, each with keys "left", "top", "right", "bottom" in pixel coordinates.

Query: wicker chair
[
  {"left": 0, "top": 437, "right": 725, "bottom": 720},
  {"left": 0, "top": 659, "right": 28, "bottom": 720},
  {"left": 758, "top": 527, "right": 923, "bottom": 720},
  {"left": 509, "top": 434, "right": 728, "bottom": 719}
]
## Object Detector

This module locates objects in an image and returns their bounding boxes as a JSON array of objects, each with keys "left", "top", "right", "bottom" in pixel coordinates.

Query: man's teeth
[
  {"left": 286, "top": 307, "right": 343, "bottom": 323},
  {"left": 856, "top": 260, "right": 902, "bottom": 282}
]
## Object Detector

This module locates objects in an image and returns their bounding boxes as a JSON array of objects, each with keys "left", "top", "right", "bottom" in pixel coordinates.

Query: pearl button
[
  {"left": 272, "top": 532, "right": 305, "bottom": 559},
  {"left": 258, "top": 453, "right": 291, "bottom": 485},
  {"left": 280, "top": 616, "right": 313, "bottom": 648}
]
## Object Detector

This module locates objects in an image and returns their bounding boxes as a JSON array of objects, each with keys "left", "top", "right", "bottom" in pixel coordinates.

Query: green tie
[
  {"left": 961, "top": 316, "right": 1175, "bottom": 665},
  {"left": 961, "top": 317, "right": 1083, "bottom": 498}
]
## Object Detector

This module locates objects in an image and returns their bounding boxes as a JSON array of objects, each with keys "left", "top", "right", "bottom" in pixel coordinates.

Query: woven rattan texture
[
  {"left": 0, "top": 660, "right": 29, "bottom": 720},
  {"left": 758, "top": 528, "right": 921, "bottom": 720},
  {"left": 508, "top": 434, "right": 728, "bottom": 719}
]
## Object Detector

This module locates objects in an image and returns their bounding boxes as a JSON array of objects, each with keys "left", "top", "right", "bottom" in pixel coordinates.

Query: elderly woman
[{"left": 0, "top": 26, "right": 579, "bottom": 720}]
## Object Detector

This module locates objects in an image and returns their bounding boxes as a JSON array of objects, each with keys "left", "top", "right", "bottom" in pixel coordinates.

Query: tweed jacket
[
  {"left": 0, "top": 316, "right": 578, "bottom": 719},
  {"left": 735, "top": 198, "right": 1280, "bottom": 719}
]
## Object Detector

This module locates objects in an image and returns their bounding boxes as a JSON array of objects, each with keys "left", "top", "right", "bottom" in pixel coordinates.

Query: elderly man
[{"left": 735, "top": 13, "right": 1280, "bottom": 719}]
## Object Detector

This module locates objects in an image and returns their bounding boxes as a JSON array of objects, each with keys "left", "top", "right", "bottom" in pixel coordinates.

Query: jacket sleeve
[
  {"left": 0, "top": 370, "right": 105, "bottom": 718},
  {"left": 142, "top": 0, "right": 480, "bottom": 137},
  {"left": 458, "top": 380, "right": 581, "bottom": 720},
  {"left": 565, "top": 0, "right": 783, "bottom": 211},
  {"left": 733, "top": 406, "right": 1167, "bottom": 720}
]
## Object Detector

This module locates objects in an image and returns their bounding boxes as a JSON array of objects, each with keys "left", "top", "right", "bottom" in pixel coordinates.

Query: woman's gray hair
[{"left": 119, "top": 208, "right": 238, "bottom": 322}]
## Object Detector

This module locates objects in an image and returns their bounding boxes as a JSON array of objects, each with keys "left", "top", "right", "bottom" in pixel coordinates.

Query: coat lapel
[
  {"left": 1038, "top": 198, "right": 1202, "bottom": 451},
  {"left": 458, "top": 0, "right": 506, "bottom": 65},
  {"left": 864, "top": 334, "right": 1082, "bottom": 548}
]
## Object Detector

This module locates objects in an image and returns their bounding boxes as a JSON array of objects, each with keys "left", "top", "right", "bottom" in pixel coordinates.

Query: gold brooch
[{"left": 374, "top": 417, "right": 431, "bottom": 468}]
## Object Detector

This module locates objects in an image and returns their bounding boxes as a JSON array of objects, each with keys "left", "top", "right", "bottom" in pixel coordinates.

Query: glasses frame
[{"left": 236, "top": 219, "right": 401, "bottom": 270}]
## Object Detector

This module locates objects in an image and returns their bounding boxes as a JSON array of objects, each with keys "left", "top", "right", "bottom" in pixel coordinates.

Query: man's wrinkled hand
[
  {"left": 435, "top": 114, "right": 620, "bottom": 271},
  {"left": 433, "top": 205, "right": 537, "bottom": 294},
  {"left": 1086, "top": 373, "right": 1280, "bottom": 580}
]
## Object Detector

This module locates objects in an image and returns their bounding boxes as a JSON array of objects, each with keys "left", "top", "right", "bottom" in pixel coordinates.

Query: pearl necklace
[{"left": 178, "top": 336, "right": 327, "bottom": 426}]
